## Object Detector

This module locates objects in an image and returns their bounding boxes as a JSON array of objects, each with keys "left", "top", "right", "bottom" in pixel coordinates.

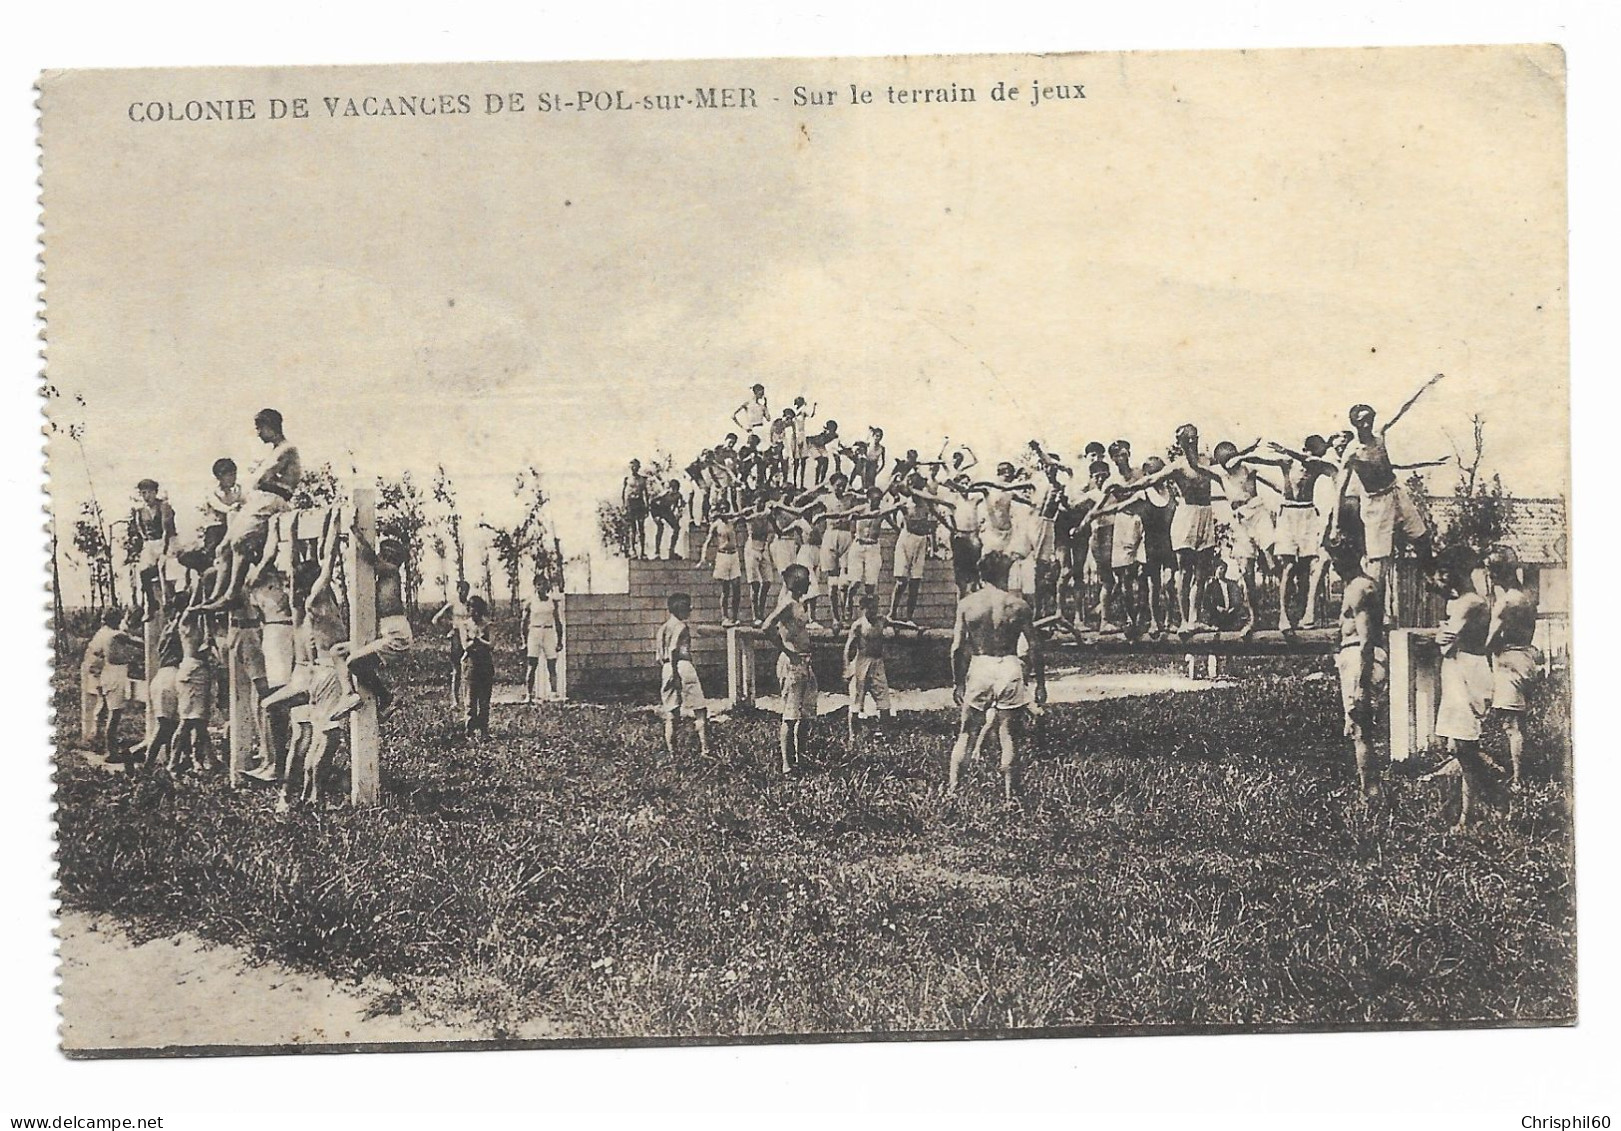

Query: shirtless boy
[
  {"left": 761, "top": 563, "right": 817, "bottom": 774},
  {"left": 697, "top": 507, "right": 745, "bottom": 625},
  {"left": 1486, "top": 546, "right": 1541, "bottom": 790},
  {"left": 656, "top": 592, "right": 711, "bottom": 758},
  {"left": 1139, "top": 425, "right": 1219, "bottom": 637},
  {"left": 846, "top": 486, "right": 905, "bottom": 623},
  {"left": 972, "top": 463, "right": 1036, "bottom": 558},
  {"left": 649, "top": 480, "right": 686, "bottom": 560},
  {"left": 132, "top": 479, "right": 177, "bottom": 611},
  {"left": 1206, "top": 439, "right": 1285, "bottom": 639},
  {"left": 287, "top": 515, "right": 353, "bottom": 808},
  {"left": 1329, "top": 536, "right": 1386, "bottom": 803},
  {"left": 844, "top": 595, "right": 893, "bottom": 741},
  {"left": 949, "top": 550, "right": 1041, "bottom": 802},
  {"left": 805, "top": 419, "right": 840, "bottom": 486},
  {"left": 197, "top": 409, "right": 301, "bottom": 611},
  {"left": 1432, "top": 544, "right": 1498, "bottom": 831},
  {"left": 790, "top": 397, "right": 817, "bottom": 486},
  {"left": 1267, "top": 435, "right": 1340, "bottom": 629},
  {"left": 889, "top": 475, "right": 948, "bottom": 624},
  {"left": 622, "top": 459, "right": 651, "bottom": 560},
  {"left": 1329, "top": 375, "right": 1448, "bottom": 591},
  {"left": 732, "top": 383, "right": 770, "bottom": 440}
]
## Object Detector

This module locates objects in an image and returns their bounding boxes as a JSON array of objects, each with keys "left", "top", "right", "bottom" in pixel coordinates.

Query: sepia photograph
[{"left": 39, "top": 44, "right": 1573, "bottom": 1057}]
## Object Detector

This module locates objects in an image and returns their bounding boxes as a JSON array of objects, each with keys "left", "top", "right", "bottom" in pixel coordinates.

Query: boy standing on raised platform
[
  {"left": 656, "top": 591, "right": 711, "bottom": 758},
  {"left": 762, "top": 563, "right": 817, "bottom": 774},
  {"left": 697, "top": 508, "right": 744, "bottom": 626}
]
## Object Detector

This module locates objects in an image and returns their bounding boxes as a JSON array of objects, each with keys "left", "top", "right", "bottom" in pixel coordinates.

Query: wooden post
[
  {"left": 1388, "top": 628, "right": 1440, "bottom": 762},
  {"left": 227, "top": 627, "right": 254, "bottom": 787},
  {"left": 726, "top": 627, "right": 756, "bottom": 709},
  {"left": 346, "top": 489, "right": 381, "bottom": 806},
  {"left": 142, "top": 611, "right": 161, "bottom": 735}
]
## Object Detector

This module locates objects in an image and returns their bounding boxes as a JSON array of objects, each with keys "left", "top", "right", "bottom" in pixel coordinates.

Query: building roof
[{"left": 1421, "top": 494, "right": 1568, "bottom": 565}]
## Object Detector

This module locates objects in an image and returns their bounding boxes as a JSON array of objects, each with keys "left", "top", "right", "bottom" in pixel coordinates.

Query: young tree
[
  {"left": 431, "top": 463, "right": 467, "bottom": 584},
  {"left": 1438, "top": 414, "right": 1510, "bottom": 557},
  {"left": 292, "top": 462, "right": 347, "bottom": 510},
  {"left": 479, "top": 466, "right": 552, "bottom": 613},
  {"left": 378, "top": 470, "right": 431, "bottom": 611},
  {"left": 72, "top": 503, "right": 116, "bottom": 610}
]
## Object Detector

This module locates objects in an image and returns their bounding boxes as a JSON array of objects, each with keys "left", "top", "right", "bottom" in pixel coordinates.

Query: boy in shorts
[
  {"left": 656, "top": 591, "right": 711, "bottom": 756},
  {"left": 1329, "top": 536, "right": 1387, "bottom": 804},
  {"left": 789, "top": 397, "right": 817, "bottom": 487},
  {"left": 1486, "top": 546, "right": 1541, "bottom": 790},
  {"left": 843, "top": 595, "right": 892, "bottom": 742},
  {"left": 523, "top": 578, "right": 565, "bottom": 701},
  {"left": 650, "top": 480, "right": 687, "bottom": 560},
  {"left": 622, "top": 459, "right": 651, "bottom": 560},
  {"left": 197, "top": 409, "right": 300, "bottom": 612},
  {"left": 79, "top": 608, "right": 135, "bottom": 762},
  {"left": 697, "top": 507, "right": 745, "bottom": 626},
  {"left": 949, "top": 550, "right": 1041, "bottom": 802},
  {"left": 202, "top": 458, "right": 244, "bottom": 557},
  {"left": 761, "top": 563, "right": 817, "bottom": 773},
  {"left": 1432, "top": 544, "right": 1498, "bottom": 831},
  {"left": 462, "top": 596, "right": 496, "bottom": 739}
]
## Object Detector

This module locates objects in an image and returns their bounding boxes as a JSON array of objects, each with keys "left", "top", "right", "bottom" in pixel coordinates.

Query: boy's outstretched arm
[
  {"left": 1383, "top": 373, "right": 1445, "bottom": 434},
  {"left": 1392, "top": 456, "right": 1451, "bottom": 471}
]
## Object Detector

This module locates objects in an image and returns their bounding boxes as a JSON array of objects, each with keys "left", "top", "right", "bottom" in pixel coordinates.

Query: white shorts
[
  {"left": 1274, "top": 502, "right": 1324, "bottom": 559},
  {"left": 1170, "top": 503, "right": 1217, "bottom": 553},
  {"left": 777, "top": 653, "right": 819, "bottom": 720},
  {"left": 980, "top": 525, "right": 1015, "bottom": 557},
  {"left": 660, "top": 659, "right": 708, "bottom": 717},
  {"left": 1335, "top": 644, "right": 1388, "bottom": 738},
  {"left": 137, "top": 539, "right": 166, "bottom": 573},
  {"left": 261, "top": 623, "right": 296, "bottom": 688},
  {"left": 795, "top": 543, "right": 822, "bottom": 599},
  {"left": 149, "top": 666, "right": 180, "bottom": 720},
  {"left": 823, "top": 530, "right": 853, "bottom": 584},
  {"left": 228, "top": 490, "right": 291, "bottom": 548},
  {"left": 963, "top": 653, "right": 1032, "bottom": 713},
  {"left": 1491, "top": 646, "right": 1541, "bottom": 712},
  {"left": 1110, "top": 513, "right": 1147, "bottom": 569},
  {"left": 770, "top": 538, "right": 798, "bottom": 575},
  {"left": 894, "top": 529, "right": 931, "bottom": 581},
  {"left": 81, "top": 665, "right": 129, "bottom": 720},
  {"left": 713, "top": 550, "right": 741, "bottom": 582},
  {"left": 176, "top": 657, "right": 212, "bottom": 720},
  {"left": 1010, "top": 554, "right": 1038, "bottom": 595},
  {"left": 847, "top": 655, "right": 892, "bottom": 712},
  {"left": 527, "top": 625, "right": 560, "bottom": 660},
  {"left": 1437, "top": 652, "right": 1493, "bottom": 742},
  {"left": 1361, "top": 483, "right": 1427, "bottom": 561},
  {"left": 371, "top": 614, "right": 414, "bottom": 656},
  {"left": 850, "top": 540, "right": 883, "bottom": 588},
  {"left": 306, "top": 658, "right": 347, "bottom": 734},
  {"left": 744, "top": 540, "right": 772, "bottom": 585},
  {"left": 1230, "top": 499, "right": 1276, "bottom": 559}
]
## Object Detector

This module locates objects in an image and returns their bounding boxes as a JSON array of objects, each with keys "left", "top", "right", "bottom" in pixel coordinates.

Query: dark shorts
[{"left": 951, "top": 533, "right": 981, "bottom": 588}]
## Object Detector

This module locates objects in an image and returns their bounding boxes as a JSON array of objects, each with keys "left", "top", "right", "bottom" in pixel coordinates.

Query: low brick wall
[{"left": 566, "top": 528, "right": 957, "bottom": 702}]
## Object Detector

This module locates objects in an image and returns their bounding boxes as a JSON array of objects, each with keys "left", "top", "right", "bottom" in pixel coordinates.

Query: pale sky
[{"left": 41, "top": 46, "right": 1568, "bottom": 600}]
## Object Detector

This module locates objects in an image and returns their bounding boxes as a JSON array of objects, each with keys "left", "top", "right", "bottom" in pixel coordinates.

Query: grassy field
[{"left": 53, "top": 630, "right": 1575, "bottom": 1042}]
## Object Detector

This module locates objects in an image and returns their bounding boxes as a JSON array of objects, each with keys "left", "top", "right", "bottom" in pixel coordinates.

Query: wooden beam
[
  {"left": 694, "top": 622, "right": 1340, "bottom": 656},
  {"left": 346, "top": 489, "right": 381, "bottom": 807}
]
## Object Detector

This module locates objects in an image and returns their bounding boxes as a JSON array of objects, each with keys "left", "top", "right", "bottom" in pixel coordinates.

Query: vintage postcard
[{"left": 41, "top": 45, "right": 1572, "bottom": 1056}]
